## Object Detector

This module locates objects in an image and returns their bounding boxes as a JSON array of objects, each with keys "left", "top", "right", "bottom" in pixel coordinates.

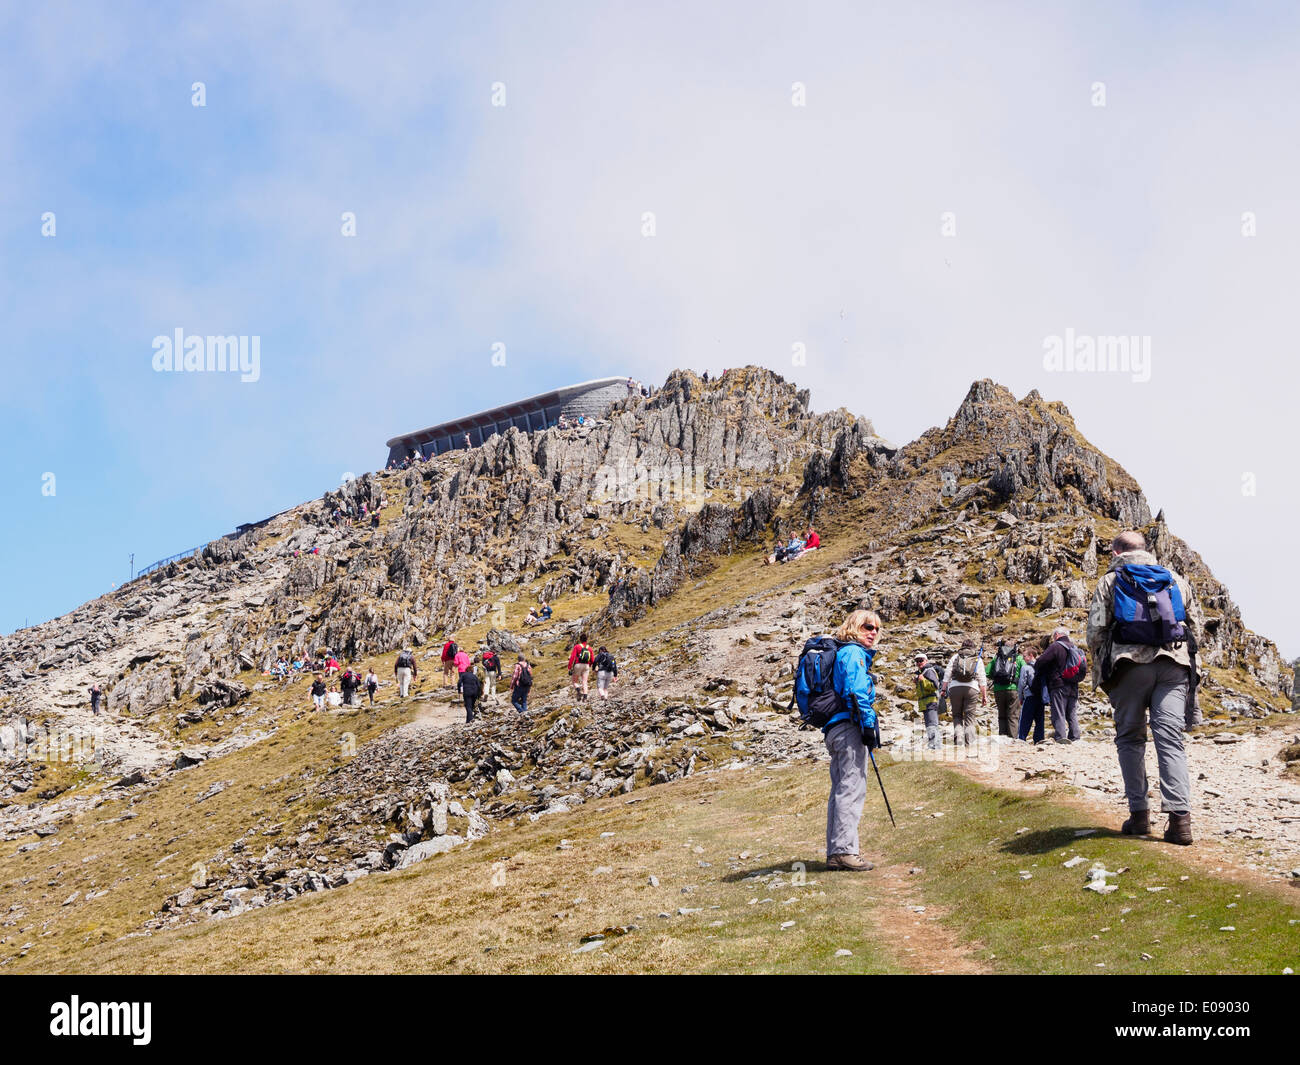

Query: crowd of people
[{"left": 797, "top": 527, "right": 1205, "bottom": 873}]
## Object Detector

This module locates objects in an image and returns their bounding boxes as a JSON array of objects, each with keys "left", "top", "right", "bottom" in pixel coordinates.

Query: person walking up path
[
  {"left": 481, "top": 648, "right": 502, "bottom": 703},
  {"left": 510, "top": 654, "right": 532, "bottom": 714},
  {"left": 394, "top": 648, "right": 417, "bottom": 699},
  {"left": 441, "top": 637, "right": 458, "bottom": 686},
  {"left": 458, "top": 664, "right": 482, "bottom": 723},
  {"left": 594, "top": 646, "right": 618, "bottom": 700},
  {"left": 913, "top": 654, "right": 941, "bottom": 750},
  {"left": 567, "top": 634, "right": 593, "bottom": 700},
  {"left": 940, "top": 639, "right": 987, "bottom": 752},
  {"left": 986, "top": 640, "right": 1026, "bottom": 737},
  {"left": 364, "top": 667, "right": 379, "bottom": 706},
  {"left": 1035, "top": 627, "right": 1087, "bottom": 743},
  {"left": 1087, "top": 530, "right": 1204, "bottom": 845}
]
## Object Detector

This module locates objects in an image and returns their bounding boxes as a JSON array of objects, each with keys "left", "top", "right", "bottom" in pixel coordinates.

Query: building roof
[{"left": 385, "top": 376, "right": 630, "bottom": 448}]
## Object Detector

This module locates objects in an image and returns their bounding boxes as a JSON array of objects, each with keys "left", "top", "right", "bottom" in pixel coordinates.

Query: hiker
[
  {"left": 567, "top": 633, "right": 594, "bottom": 699},
  {"left": 453, "top": 645, "right": 471, "bottom": 679},
  {"left": 594, "top": 646, "right": 618, "bottom": 699},
  {"left": 394, "top": 647, "right": 417, "bottom": 698},
  {"left": 310, "top": 673, "right": 327, "bottom": 711},
  {"left": 440, "top": 637, "right": 458, "bottom": 686},
  {"left": 940, "top": 639, "right": 987, "bottom": 751},
  {"left": 804, "top": 526, "right": 820, "bottom": 550},
  {"left": 364, "top": 667, "right": 379, "bottom": 706},
  {"left": 510, "top": 654, "right": 533, "bottom": 714},
  {"left": 777, "top": 535, "right": 806, "bottom": 563},
  {"left": 463, "top": 433, "right": 471, "bottom": 449},
  {"left": 326, "top": 681, "right": 343, "bottom": 707},
  {"left": 538, "top": 602, "right": 552, "bottom": 621},
  {"left": 480, "top": 648, "right": 502, "bottom": 703},
  {"left": 457, "top": 662, "right": 482, "bottom": 723},
  {"left": 339, "top": 667, "right": 360, "bottom": 707},
  {"left": 913, "top": 654, "right": 942, "bottom": 749},
  {"left": 794, "top": 609, "right": 881, "bottom": 872},
  {"left": 324, "top": 653, "right": 340, "bottom": 677},
  {"left": 89, "top": 684, "right": 102, "bottom": 716},
  {"left": 1086, "top": 530, "right": 1204, "bottom": 845},
  {"left": 986, "top": 639, "right": 1026, "bottom": 737},
  {"left": 524, "top": 606, "right": 540, "bottom": 626},
  {"left": 1015, "top": 646, "right": 1046, "bottom": 744},
  {"left": 1035, "top": 626, "right": 1087, "bottom": 743}
]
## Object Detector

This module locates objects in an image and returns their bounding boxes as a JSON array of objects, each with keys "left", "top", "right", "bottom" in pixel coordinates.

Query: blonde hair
[{"left": 834, "top": 609, "right": 882, "bottom": 645}]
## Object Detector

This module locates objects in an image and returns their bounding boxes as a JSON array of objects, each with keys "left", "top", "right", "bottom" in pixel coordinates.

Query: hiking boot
[
  {"left": 1121, "top": 809, "right": 1150, "bottom": 836},
  {"left": 826, "top": 854, "right": 874, "bottom": 872},
  {"left": 1163, "top": 812, "right": 1193, "bottom": 846}
]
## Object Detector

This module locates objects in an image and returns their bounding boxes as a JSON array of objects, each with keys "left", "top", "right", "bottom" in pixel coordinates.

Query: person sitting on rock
[
  {"left": 525, "top": 606, "right": 540, "bottom": 626},
  {"left": 538, "top": 602, "right": 553, "bottom": 621},
  {"left": 804, "top": 526, "right": 821, "bottom": 550}
]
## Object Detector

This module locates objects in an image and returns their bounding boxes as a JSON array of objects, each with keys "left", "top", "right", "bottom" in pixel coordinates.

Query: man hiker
[
  {"left": 510, "top": 654, "right": 532, "bottom": 714},
  {"left": 440, "top": 637, "right": 458, "bottom": 686},
  {"left": 1015, "top": 646, "right": 1046, "bottom": 744},
  {"left": 310, "top": 673, "right": 327, "bottom": 711},
  {"left": 567, "top": 634, "right": 594, "bottom": 699},
  {"left": 339, "top": 667, "right": 359, "bottom": 707},
  {"left": 986, "top": 639, "right": 1026, "bottom": 737},
  {"left": 480, "top": 648, "right": 502, "bottom": 703},
  {"left": 1086, "top": 530, "right": 1204, "bottom": 845},
  {"left": 394, "top": 648, "right": 417, "bottom": 698},
  {"left": 940, "top": 639, "right": 987, "bottom": 752},
  {"left": 1035, "top": 627, "right": 1086, "bottom": 743},
  {"left": 457, "top": 662, "right": 482, "bottom": 723},
  {"left": 89, "top": 684, "right": 102, "bottom": 716},
  {"left": 913, "top": 654, "right": 942, "bottom": 750},
  {"left": 794, "top": 609, "right": 882, "bottom": 872},
  {"left": 594, "top": 646, "right": 618, "bottom": 700}
]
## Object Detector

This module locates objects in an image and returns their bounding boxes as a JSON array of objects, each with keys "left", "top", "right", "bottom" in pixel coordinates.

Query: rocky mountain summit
[{"left": 1, "top": 367, "right": 1297, "bottom": 952}]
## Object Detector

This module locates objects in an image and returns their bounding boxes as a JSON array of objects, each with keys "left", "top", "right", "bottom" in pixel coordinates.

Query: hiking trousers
[
  {"left": 511, "top": 690, "right": 528, "bottom": 714},
  {"left": 920, "top": 701, "right": 939, "bottom": 748},
  {"left": 993, "top": 689, "right": 1019, "bottom": 737},
  {"left": 824, "top": 721, "right": 867, "bottom": 857},
  {"left": 949, "top": 686, "right": 980, "bottom": 748},
  {"left": 1108, "top": 658, "right": 1191, "bottom": 814},
  {"left": 396, "top": 667, "right": 413, "bottom": 698},
  {"left": 1017, "top": 693, "right": 1045, "bottom": 743},
  {"left": 1048, "top": 683, "right": 1080, "bottom": 741},
  {"left": 483, "top": 671, "right": 497, "bottom": 701},
  {"left": 464, "top": 694, "right": 478, "bottom": 723}
]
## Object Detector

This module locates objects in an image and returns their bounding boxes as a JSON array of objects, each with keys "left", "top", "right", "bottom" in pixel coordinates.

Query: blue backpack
[
  {"left": 1112, "top": 565, "right": 1186, "bottom": 645},
  {"left": 791, "top": 636, "right": 847, "bottom": 728}
]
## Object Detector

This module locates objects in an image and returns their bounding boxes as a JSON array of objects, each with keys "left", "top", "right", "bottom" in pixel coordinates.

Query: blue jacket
[
  {"left": 828, "top": 643, "right": 877, "bottom": 732},
  {"left": 1016, "top": 662, "right": 1036, "bottom": 705}
]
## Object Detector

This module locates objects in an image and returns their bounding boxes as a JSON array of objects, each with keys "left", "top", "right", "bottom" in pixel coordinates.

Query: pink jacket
[{"left": 453, "top": 651, "right": 471, "bottom": 673}]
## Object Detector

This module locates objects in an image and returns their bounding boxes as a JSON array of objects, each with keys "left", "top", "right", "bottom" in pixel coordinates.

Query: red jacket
[
  {"left": 567, "top": 643, "right": 591, "bottom": 670},
  {"left": 806, "top": 531, "right": 820, "bottom": 549}
]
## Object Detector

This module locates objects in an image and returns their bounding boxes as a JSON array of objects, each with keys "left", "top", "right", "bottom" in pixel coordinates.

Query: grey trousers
[
  {"left": 1048, "top": 683, "right": 1080, "bottom": 740},
  {"left": 825, "top": 721, "right": 867, "bottom": 857},
  {"left": 993, "top": 689, "right": 1019, "bottom": 736},
  {"left": 921, "top": 703, "right": 940, "bottom": 748},
  {"left": 949, "top": 686, "right": 979, "bottom": 748},
  {"left": 1109, "top": 658, "right": 1191, "bottom": 814}
]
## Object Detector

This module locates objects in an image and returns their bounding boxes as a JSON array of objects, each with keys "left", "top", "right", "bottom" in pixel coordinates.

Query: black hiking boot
[{"left": 1163, "top": 812, "right": 1193, "bottom": 846}]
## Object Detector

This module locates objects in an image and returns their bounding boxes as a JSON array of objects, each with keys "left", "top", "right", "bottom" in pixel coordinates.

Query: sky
[{"left": 2, "top": 1, "right": 1297, "bottom": 659}]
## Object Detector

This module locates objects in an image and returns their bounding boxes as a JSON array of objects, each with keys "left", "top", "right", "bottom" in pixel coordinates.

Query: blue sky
[{"left": 3, "top": 2, "right": 1298, "bottom": 659}]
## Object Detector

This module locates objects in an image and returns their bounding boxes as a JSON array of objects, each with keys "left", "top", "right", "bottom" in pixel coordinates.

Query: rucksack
[
  {"left": 791, "top": 636, "right": 847, "bottom": 728},
  {"left": 396, "top": 651, "right": 414, "bottom": 669},
  {"left": 1112, "top": 564, "right": 1187, "bottom": 646},
  {"left": 951, "top": 654, "right": 978, "bottom": 682},
  {"left": 991, "top": 645, "right": 1018, "bottom": 686},
  {"left": 1060, "top": 645, "right": 1087, "bottom": 683},
  {"left": 516, "top": 663, "right": 533, "bottom": 691},
  {"left": 577, "top": 646, "right": 592, "bottom": 665},
  {"left": 482, "top": 651, "right": 499, "bottom": 672},
  {"left": 443, "top": 641, "right": 457, "bottom": 660}
]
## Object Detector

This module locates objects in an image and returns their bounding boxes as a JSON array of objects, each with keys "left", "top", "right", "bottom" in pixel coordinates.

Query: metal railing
[{"left": 137, "top": 545, "right": 205, "bottom": 578}]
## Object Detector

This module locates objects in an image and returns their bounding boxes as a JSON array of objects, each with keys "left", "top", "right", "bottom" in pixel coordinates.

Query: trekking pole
[{"left": 867, "top": 745, "right": 896, "bottom": 827}]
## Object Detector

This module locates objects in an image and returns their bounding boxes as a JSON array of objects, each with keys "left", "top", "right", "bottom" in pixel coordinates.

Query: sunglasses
[{"left": 862, "top": 624, "right": 879, "bottom": 632}]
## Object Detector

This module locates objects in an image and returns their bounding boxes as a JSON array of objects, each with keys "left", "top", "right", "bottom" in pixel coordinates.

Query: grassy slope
[{"left": 21, "top": 760, "right": 1298, "bottom": 975}]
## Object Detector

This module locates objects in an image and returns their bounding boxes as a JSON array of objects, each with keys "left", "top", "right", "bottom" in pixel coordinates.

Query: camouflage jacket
[{"left": 1085, "top": 549, "right": 1203, "bottom": 689}]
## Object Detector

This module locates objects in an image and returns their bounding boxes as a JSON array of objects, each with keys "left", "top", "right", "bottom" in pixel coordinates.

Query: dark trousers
[
  {"left": 511, "top": 690, "right": 528, "bottom": 714},
  {"left": 464, "top": 694, "right": 478, "bottom": 722},
  {"left": 1048, "top": 683, "right": 1080, "bottom": 740},
  {"left": 366, "top": 686, "right": 376, "bottom": 704},
  {"left": 993, "top": 689, "right": 1019, "bottom": 737},
  {"left": 1017, "top": 692, "right": 1045, "bottom": 743}
]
